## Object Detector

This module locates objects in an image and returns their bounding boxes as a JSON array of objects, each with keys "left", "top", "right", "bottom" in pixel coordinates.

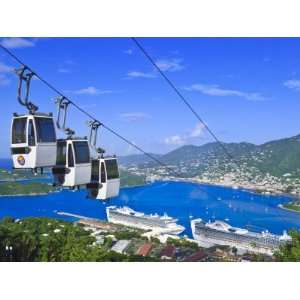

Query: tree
[
  {"left": 232, "top": 246, "right": 238, "bottom": 256},
  {"left": 274, "top": 229, "right": 300, "bottom": 262}
]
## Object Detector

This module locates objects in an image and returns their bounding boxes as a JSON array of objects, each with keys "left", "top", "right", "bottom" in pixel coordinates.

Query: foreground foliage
[
  {"left": 274, "top": 229, "right": 300, "bottom": 261},
  {"left": 0, "top": 217, "right": 153, "bottom": 262}
]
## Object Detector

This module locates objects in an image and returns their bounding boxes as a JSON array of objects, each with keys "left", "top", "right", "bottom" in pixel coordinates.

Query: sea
[{"left": 1, "top": 159, "right": 300, "bottom": 238}]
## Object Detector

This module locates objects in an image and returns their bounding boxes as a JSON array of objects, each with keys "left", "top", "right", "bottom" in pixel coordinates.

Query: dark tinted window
[
  {"left": 12, "top": 117, "right": 27, "bottom": 144},
  {"left": 73, "top": 141, "right": 90, "bottom": 164},
  {"left": 28, "top": 120, "right": 36, "bottom": 146},
  {"left": 91, "top": 160, "right": 99, "bottom": 181},
  {"left": 101, "top": 162, "right": 106, "bottom": 183},
  {"left": 35, "top": 117, "right": 56, "bottom": 143},
  {"left": 105, "top": 159, "right": 119, "bottom": 180},
  {"left": 56, "top": 141, "right": 66, "bottom": 165},
  {"left": 68, "top": 144, "right": 74, "bottom": 167}
]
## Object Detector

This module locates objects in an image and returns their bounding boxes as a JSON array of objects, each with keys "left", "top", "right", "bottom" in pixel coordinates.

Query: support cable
[
  {"left": 131, "top": 37, "right": 235, "bottom": 162},
  {"left": 0, "top": 42, "right": 223, "bottom": 200}
]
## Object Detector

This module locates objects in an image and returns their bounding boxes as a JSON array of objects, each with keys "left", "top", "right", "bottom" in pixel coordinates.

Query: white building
[{"left": 111, "top": 240, "right": 131, "bottom": 254}]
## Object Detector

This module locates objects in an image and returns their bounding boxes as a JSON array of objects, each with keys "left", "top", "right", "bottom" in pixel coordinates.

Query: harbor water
[{"left": 0, "top": 179, "right": 300, "bottom": 238}]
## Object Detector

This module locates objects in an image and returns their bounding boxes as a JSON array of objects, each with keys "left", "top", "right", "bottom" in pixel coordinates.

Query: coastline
[
  {"left": 162, "top": 177, "right": 298, "bottom": 199},
  {"left": 278, "top": 203, "right": 300, "bottom": 214},
  {"left": 0, "top": 190, "right": 57, "bottom": 198}
]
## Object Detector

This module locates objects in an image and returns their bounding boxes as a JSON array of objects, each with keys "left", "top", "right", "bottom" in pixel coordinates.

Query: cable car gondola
[
  {"left": 11, "top": 67, "right": 57, "bottom": 171},
  {"left": 87, "top": 156, "right": 120, "bottom": 200},
  {"left": 52, "top": 138, "right": 91, "bottom": 188},
  {"left": 86, "top": 121, "right": 120, "bottom": 200},
  {"left": 51, "top": 97, "right": 91, "bottom": 188}
]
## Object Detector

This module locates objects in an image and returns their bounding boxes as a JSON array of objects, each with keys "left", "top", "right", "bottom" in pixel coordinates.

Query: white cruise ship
[
  {"left": 106, "top": 206, "right": 185, "bottom": 234},
  {"left": 191, "top": 218, "right": 291, "bottom": 255}
]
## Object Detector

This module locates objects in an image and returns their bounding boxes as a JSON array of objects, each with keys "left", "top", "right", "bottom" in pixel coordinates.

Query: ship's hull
[
  {"left": 107, "top": 208, "right": 185, "bottom": 234},
  {"left": 191, "top": 219, "right": 285, "bottom": 255}
]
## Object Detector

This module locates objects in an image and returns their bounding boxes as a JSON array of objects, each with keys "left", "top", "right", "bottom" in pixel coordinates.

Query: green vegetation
[
  {"left": 0, "top": 182, "right": 56, "bottom": 196},
  {"left": 114, "top": 229, "right": 143, "bottom": 240},
  {"left": 0, "top": 217, "right": 159, "bottom": 262},
  {"left": 282, "top": 202, "right": 300, "bottom": 212},
  {"left": 0, "top": 168, "right": 49, "bottom": 182},
  {"left": 0, "top": 167, "right": 54, "bottom": 196},
  {"left": 120, "top": 134, "right": 300, "bottom": 194},
  {"left": 150, "top": 236, "right": 161, "bottom": 244},
  {"left": 120, "top": 169, "right": 146, "bottom": 187},
  {"left": 166, "top": 237, "right": 199, "bottom": 251},
  {"left": 275, "top": 230, "right": 300, "bottom": 261},
  {"left": 0, "top": 217, "right": 94, "bottom": 261}
]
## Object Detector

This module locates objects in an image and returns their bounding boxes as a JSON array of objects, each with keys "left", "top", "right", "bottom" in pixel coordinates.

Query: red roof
[
  {"left": 160, "top": 245, "right": 176, "bottom": 258},
  {"left": 183, "top": 250, "right": 206, "bottom": 262},
  {"left": 137, "top": 243, "right": 152, "bottom": 257}
]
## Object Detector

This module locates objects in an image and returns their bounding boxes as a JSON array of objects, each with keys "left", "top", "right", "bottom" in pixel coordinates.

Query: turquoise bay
[{"left": 0, "top": 180, "right": 300, "bottom": 238}]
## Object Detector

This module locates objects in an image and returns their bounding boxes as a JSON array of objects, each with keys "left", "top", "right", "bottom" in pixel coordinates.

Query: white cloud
[
  {"left": 120, "top": 112, "right": 151, "bottom": 122},
  {"left": 127, "top": 71, "right": 156, "bottom": 79},
  {"left": 1, "top": 38, "right": 35, "bottom": 49},
  {"left": 124, "top": 49, "right": 133, "bottom": 55},
  {"left": 184, "top": 84, "right": 266, "bottom": 101},
  {"left": 58, "top": 68, "right": 71, "bottom": 73},
  {"left": 155, "top": 58, "right": 184, "bottom": 72},
  {"left": 73, "top": 86, "right": 114, "bottom": 95},
  {"left": 164, "top": 135, "right": 185, "bottom": 146},
  {"left": 0, "top": 74, "right": 10, "bottom": 86},
  {"left": 80, "top": 103, "right": 97, "bottom": 109},
  {"left": 0, "top": 62, "right": 13, "bottom": 86},
  {"left": 283, "top": 79, "right": 300, "bottom": 91},
  {"left": 0, "top": 62, "right": 13, "bottom": 73},
  {"left": 189, "top": 123, "right": 205, "bottom": 138},
  {"left": 64, "top": 60, "right": 75, "bottom": 65},
  {"left": 164, "top": 123, "right": 206, "bottom": 145},
  {"left": 126, "top": 58, "right": 184, "bottom": 79}
]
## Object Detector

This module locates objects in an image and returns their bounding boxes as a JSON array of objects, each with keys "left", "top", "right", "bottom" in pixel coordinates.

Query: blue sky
[{"left": 1, "top": 37, "right": 300, "bottom": 158}]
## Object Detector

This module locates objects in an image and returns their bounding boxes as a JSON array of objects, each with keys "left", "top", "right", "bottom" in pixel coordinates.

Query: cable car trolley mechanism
[
  {"left": 11, "top": 66, "right": 57, "bottom": 172},
  {"left": 52, "top": 97, "right": 91, "bottom": 189},
  {"left": 86, "top": 121, "right": 120, "bottom": 200}
]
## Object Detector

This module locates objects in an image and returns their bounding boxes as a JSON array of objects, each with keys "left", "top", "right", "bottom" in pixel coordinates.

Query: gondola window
[
  {"left": 56, "top": 141, "right": 66, "bottom": 165},
  {"left": 28, "top": 119, "right": 36, "bottom": 146},
  {"left": 105, "top": 159, "right": 119, "bottom": 180},
  {"left": 12, "top": 117, "right": 27, "bottom": 144},
  {"left": 73, "top": 141, "right": 90, "bottom": 164},
  {"left": 35, "top": 117, "right": 56, "bottom": 143}
]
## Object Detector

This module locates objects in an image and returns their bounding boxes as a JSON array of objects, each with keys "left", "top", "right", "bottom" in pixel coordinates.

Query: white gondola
[
  {"left": 11, "top": 113, "right": 57, "bottom": 170},
  {"left": 87, "top": 156, "right": 120, "bottom": 200},
  {"left": 52, "top": 138, "right": 91, "bottom": 188},
  {"left": 11, "top": 66, "right": 57, "bottom": 171}
]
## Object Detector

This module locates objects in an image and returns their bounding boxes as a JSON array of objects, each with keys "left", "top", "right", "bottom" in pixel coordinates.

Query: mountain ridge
[{"left": 119, "top": 133, "right": 300, "bottom": 179}]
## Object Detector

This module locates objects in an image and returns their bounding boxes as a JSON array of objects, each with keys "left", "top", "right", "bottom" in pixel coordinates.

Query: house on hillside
[
  {"left": 160, "top": 245, "right": 176, "bottom": 260},
  {"left": 136, "top": 243, "right": 153, "bottom": 257}
]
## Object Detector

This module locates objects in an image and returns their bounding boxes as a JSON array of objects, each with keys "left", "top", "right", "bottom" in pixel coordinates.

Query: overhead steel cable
[
  {"left": 0, "top": 44, "right": 167, "bottom": 167},
  {"left": 0, "top": 42, "right": 221, "bottom": 201},
  {"left": 132, "top": 38, "right": 293, "bottom": 179},
  {"left": 131, "top": 37, "right": 236, "bottom": 162}
]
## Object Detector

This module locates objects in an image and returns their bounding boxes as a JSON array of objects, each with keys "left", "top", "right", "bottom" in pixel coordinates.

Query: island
[
  {"left": 0, "top": 167, "right": 51, "bottom": 182},
  {"left": 0, "top": 166, "right": 146, "bottom": 197},
  {"left": 280, "top": 201, "right": 300, "bottom": 213},
  {"left": 0, "top": 182, "right": 56, "bottom": 196}
]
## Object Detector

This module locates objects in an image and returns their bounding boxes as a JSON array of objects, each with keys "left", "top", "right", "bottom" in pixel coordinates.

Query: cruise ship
[
  {"left": 191, "top": 219, "right": 291, "bottom": 255},
  {"left": 106, "top": 206, "right": 185, "bottom": 234}
]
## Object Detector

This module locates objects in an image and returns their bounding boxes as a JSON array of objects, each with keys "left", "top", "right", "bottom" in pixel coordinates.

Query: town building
[
  {"left": 111, "top": 240, "right": 130, "bottom": 254},
  {"left": 136, "top": 243, "right": 152, "bottom": 257}
]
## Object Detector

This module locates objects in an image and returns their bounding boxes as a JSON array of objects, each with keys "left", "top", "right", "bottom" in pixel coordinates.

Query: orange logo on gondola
[{"left": 17, "top": 155, "right": 25, "bottom": 166}]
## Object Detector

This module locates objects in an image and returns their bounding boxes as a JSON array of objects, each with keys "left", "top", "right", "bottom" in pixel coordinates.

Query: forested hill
[{"left": 119, "top": 134, "right": 300, "bottom": 178}]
